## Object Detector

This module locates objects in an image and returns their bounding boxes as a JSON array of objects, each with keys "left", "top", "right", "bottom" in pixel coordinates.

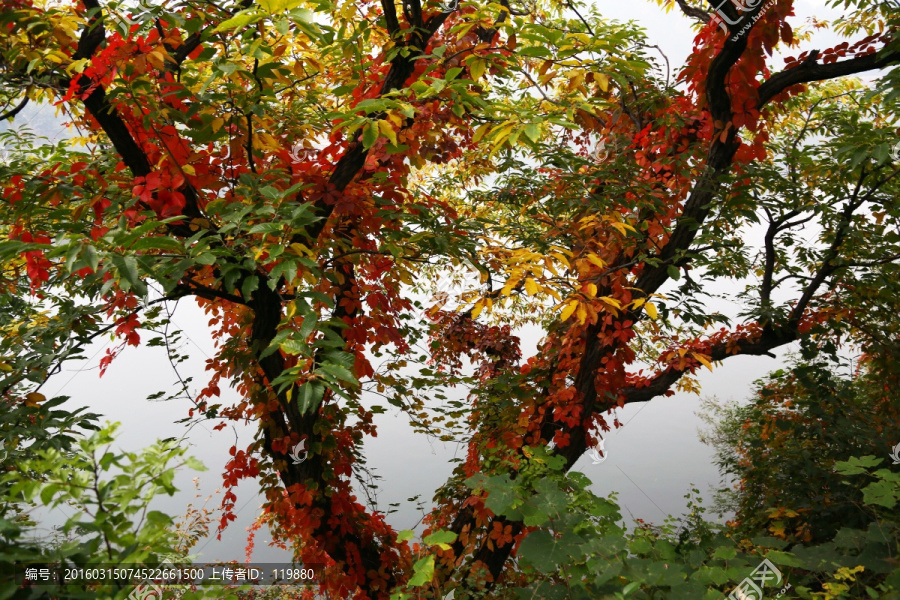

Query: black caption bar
[{"left": 16, "top": 563, "right": 324, "bottom": 586}]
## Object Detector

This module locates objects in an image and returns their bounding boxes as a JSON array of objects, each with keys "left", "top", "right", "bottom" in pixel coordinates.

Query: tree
[
  {"left": 0, "top": 422, "right": 208, "bottom": 600},
  {"left": 701, "top": 352, "right": 900, "bottom": 545},
  {"left": 1, "top": 0, "right": 900, "bottom": 597},
  {"left": 699, "top": 262, "right": 900, "bottom": 545}
]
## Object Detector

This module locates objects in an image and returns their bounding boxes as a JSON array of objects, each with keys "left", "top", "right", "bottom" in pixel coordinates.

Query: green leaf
[
  {"left": 193, "top": 252, "right": 217, "bottom": 265},
  {"left": 184, "top": 456, "right": 207, "bottom": 471},
  {"left": 445, "top": 67, "right": 463, "bottom": 81},
  {"left": 40, "top": 484, "right": 59, "bottom": 506},
  {"left": 280, "top": 337, "right": 308, "bottom": 356},
  {"left": 248, "top": 222, "right": 283, "bottom": 235},
  {"left": 296, "top": 382, "right": 325, "bottom": 414},
  {"left": 622, "top": 581, "right": 641, "bottom": 596},
  {"left": 407, "top": 555, "right": 434, "bottom": 586},
  {"left": 629, "top": 536, "right": 652, "bottom": 555},
  {"left": 862, "top": 479, "right": 898, "bottom": 508},
  {"left": 712, "top": 546, "right": 737, "bottom": 560},
  {"left": 111, "top": 254, "right": 144, "bottom": 293},
  {"left": 362, "top": 122, "right": 378, "bottom": 149},
  {"left": 318, "top": 362, "right": 358, "bottom": 386},
  {"left": 834, "top": 455, "right": 883, "bottom": 475},
  {"left": 214, "top": 9, "right": 260, "bottom": 32},
  {"left": 466, "top": 473, "right": 517, "bottom": 515},
  {"left": 518, "top": 530, "right": 582, "bottom": 574},
  {"left": 424, "top": 530, "right": 457, "bottom": 550},
  {"left": 258, "top": 0, "right": 303, "bottom": 13},
  {"left": 518, "top": 46, "right": 550, "bottom": 57},
  {"left": 131, "top": 237, "right": 184, "bottom": 252}
]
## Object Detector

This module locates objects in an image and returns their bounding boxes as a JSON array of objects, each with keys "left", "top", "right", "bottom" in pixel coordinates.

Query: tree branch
[
  {"left": 620, "top": 326, "right": 797, "bottom": 404},
  {"left": 675, "top": 0, "right": 711, "bottom": 24},
  {"left": 0, "top": 95, "right": 29, "bottom": 121},
  {"left": 758, "top": 49, "right": 900, "bottom": 109},
  {"left": 381, "top": 0, "right": 401, "bottom": 36}
]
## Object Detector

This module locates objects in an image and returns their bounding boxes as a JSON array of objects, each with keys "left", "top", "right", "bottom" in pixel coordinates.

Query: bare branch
[
  {"left": 675, "top": 0, "right": 711, "bottom": 23},
  {"left": 758, "top": 49, "right": 900, "bottom": 109},
  {"left": 620, "top": 327, "right": 797, "bottom": 404},
  {"left": 0, "top": 95, "right": 29, "bottom": 121}
]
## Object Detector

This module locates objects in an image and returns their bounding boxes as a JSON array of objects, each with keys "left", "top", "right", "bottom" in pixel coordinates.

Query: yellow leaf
[
  {"left": 576, "top": 303, "right": 587, "bottom": 324},
  {"left": 147, "top": 49, "right": 168, "bottom": 70},
  {"left": 189, "top": 217, "right": 211, "bottom": 231},
  {"left": 645, "top": 302, "right": 658, "bottom": 320},
  {"left": 469, "top": 57, "right": 486, "bottom": 81},
  {"left": 572, "top": 33, "right": 592, "bottom": 46},
  {"left": 560, "top": 300, "right": 578, "bottom": 322},
  {"left": 44, "top": 50, "right": 68, "bottom": 64},
  {"left": 377, "top": 120, "right": 397, "bottom": 146},
  {"left": 597, "top": 296, "right": 622, "bottom": 309},
  {"left": 181, "top": 164, "right": 196, "bottom": 176},
  {"left": 0, "top": 362, "right": 11, "bottom": 372},
  {"left": 587, "top": 253, "right": 605, "bottom": 268},
  {"left": 595, "top": 72, "right": 609, "bottom": 92},
  {"left": 290, "top": 243, "right": 315, "bottom": 258},
  {"left": 25, "top": 392, "right": 46, "bottom": 406},
  {"left": 472, "top": 123, "right": 490, "bottom": 144},
  {"left": 524, "top": 278, "right": 538, "bottom": 296},
  {"left": 489, "top": 122, "right": 516, "bottom": 155},
  {"left": 388, "top": 112, "right": 404, "bottom": 127},
  {"left": 692, "top": 353, "right": 714, "bottom": 372},
  {"left": 470, "top": 299, "right": 484, "bottom": 319},
  {"left": 550, "top": 252, "right": 570, "bottom": 268},
  {"left": 586, "top": 283, "right": 597, "bottom": 298},
  {"left": 259, "top": 0, "right": 303, "bottom": 13},
  {"left": 66, "top": 58, "right": 90, "bottom": 74},
  {"left": 257, "top": 132, "right": 279, "bottom": 149},
  {"left": 610, "top": 222, "right": 633, "bottom": 236}
]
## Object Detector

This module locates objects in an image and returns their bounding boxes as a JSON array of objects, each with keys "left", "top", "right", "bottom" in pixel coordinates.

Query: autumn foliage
[{"left": 1, "top": 0, "right": 900, "bottom": 597}]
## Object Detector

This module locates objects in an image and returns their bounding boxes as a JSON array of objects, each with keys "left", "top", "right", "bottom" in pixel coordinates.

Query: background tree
[
  {"left": 701, "top": 351, "right": 900, "bottom": 544},
  {"left": 1, "top": 0, "right": 900, "bottom": 598}
]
